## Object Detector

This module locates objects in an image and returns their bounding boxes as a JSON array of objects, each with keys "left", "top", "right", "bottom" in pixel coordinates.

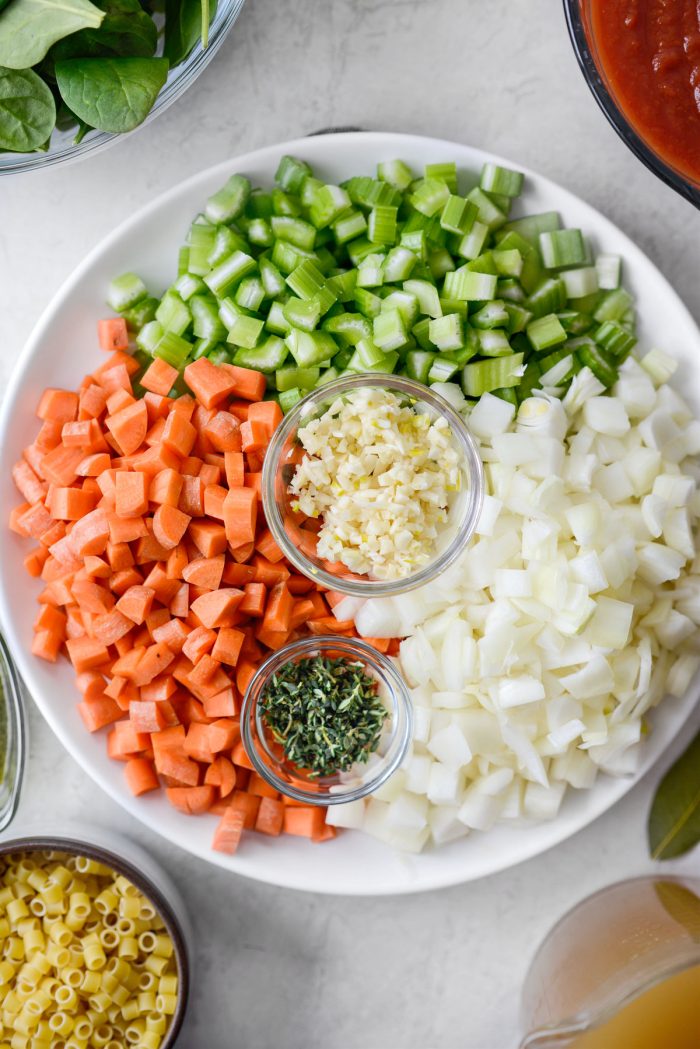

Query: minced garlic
[{"left": 289, "top": 388, "right": 462, "bottom": 580}]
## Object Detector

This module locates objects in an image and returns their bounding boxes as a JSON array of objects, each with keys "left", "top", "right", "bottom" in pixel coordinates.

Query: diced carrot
[
  {"left": 203, "top": 484, "right": 227, "bottom": 521},
  {"left": 188, "top": 652, "right": 220, "bottom": 687},
  {"left": 134, "top": 531, "right": 171, "bottom": 565},
  {"left": 245, "top": 451, "right": 264, "bottom": 473},
  {"left": 219, "top": 363, "right": 267, "bottom": 402},
  {"left": 361, "top": 637, "right": 392, "bottom": 653},
  {"left": 17, "top": 501, "right": 54, "bottom": 540},
  {"left": 190, "top": 589, "right": 244, "bottom": 629},
  {"left": 114, "top": 470, "right": 148, "bottom": 518},
  {"left": 76, "top": 452, "right": 111, "bottom": 477},
  {"left": 181, "top": 455, "right": 202, "bottom": 476},
  {"left": 188, "top": 519, "right": 227, "bottom": 557},
  {"left": 203, "top": 411, "right": 241, "bottom": 453},
  {"left": 116, "top": 585, "right": 155, "bottom": 625},
  {"left": 166, "top": 785, "right": 215, "bottom": 815},
  {"left": 249, "top": 399, "right": 283, "bottom": 438},
  {"left": 255, "top": 627, "right": 291, "bottom": 651},
  {"left": 12, "top": 459, "right": 48, "bottom": 503},
  {"left": 231, "top": 740, "right": 255, "bottom": 771},
  {"left": 37, "top": 388, "right": 79, "bottom": 424},
  {"left": 150, "top": 468, "right": 183, "bottom": 507},
  {"left": 92, "top": 609, "right": 134, "bottom": 645},
  {"left": 282, "top": 806, "right": 326, "bottom": 839},
  {"left": 228, "top": 401, "right": 249, "bottom": 422},
  {"left": 10, "top": 502, "right": 32, "bottom": 536},
  {"left": 289, "top": 598, "right": 317, "bottom": 630},
  {"left": 124, "top": 758, "right": 159, "bottom": 796},
  {"left": 212, "top": 807, "right": 245, "bottom": 854},
  {"left": 248, "top": 772, "right": 280, "bottom": 800},
  {"left": 106, "top": 399, "right": 147, "bottom": 456},
  {"left": 162, "top": 410, "right": 196, "bottom": 457},
  {"left": 239, "top": 582, "right": 266, "bottom": 617},
  {"left": 107, "top": 513, "right": 148, "bottom": 545},
  {"left": 221, "top": 562, "right": 256, "bottom": 587},
  {"left": 183, "top": 723, "right": 215, "bottom": 764},
  {"left": 182, "top": 555, "right": 225, "bottom": 591},
  {"left": 48, "top": 487, "right": 97, "bottom": 521},
  {"left": 204, "top": 755, "right": 236, "bottom": 798},
  {"left": 223, "top": 487, "right": 257, "bottom": 547},
  {"left": 79, "top": 384, "right": 107, "bottom": 420},
  {"left": 181, "top": 625, "right": 216, "bottom": 664},
  {"left": 152, "top": 503, "right": 191, "bottom": 550},
  {"left": 128, "top": 700, "right": 167, "bottom": 734},
  {"left": 199, "top": 461, "right": 222, "bottom": 488},
  {"left": 140, "top": 358, "right": 179, "bottom": 397},
  {"left": 154, "top": 749, "right": 200, "bottom": 787},
  {"left": 255, "top": 797, "right": 284, "bottom": 836},
  {"left": 31, "top": 628, "right": 62, "bottom": 662},
  {"left": 109, "top": 568, "right": 144, "bottom": 596},
  {"left": 24, "top": 546, "right": 50, "bottom": 577},
  {"left": 229, "top": 541, "right": 255, "bottom": 564},
  {"left": 170, "top": 582, "right": 190, "bottom": 618},
  {"left": 210, "top": 627, "right": 244, "bottom": 667},
  {"left": 97, "top": 362, "right": 133, "bottom": 395},
  {"left": 140, "top": 673, "right": 178, "bottom": 702},
  {"left": 77, "top": 697, "right": 123, "bottom": 732},
  {"left": 66, "top": 637, "right": 109, "bottom": 673},
  {"left": 106, "top": 540, "right": 134, "bottom": 571},
  {"left": 240, "top": 418, "right": 268, "bottom": 453},
  {"left": 245, "top": 472, "right": 263, "bottom": 503},
  {"left": 151, "top": 618, "right": 190, "bottom": 653},
  {"left": 261, "top": 582, "right": 294, "bottom": 634},
  {"left": 61, "top": 420, "right": 93, "bottom": 447},
  {"left": 313, "top": 823, "right": 337, "bottom": 843},
  {"left": 235, "top": 660, "right": 257, "bottom": 696},
  {"left": 98, "top": 317, "right": 129, "bottom": 352},
  {"left": 178, "top": 475, "right": 205, "bottom": 518},
  {"left": 306, "top": 592, "right": 329, "bottom": 618},
  {"left": 251, "top": 556, "right": 290, "bottom": 587},
  {"left": 183, "top": 358, "right": 239, "bottom": 409},
  {"left": 141, "top": 563, "right": 181, "bottom": 605},
  {"left": 224, "top": 451, "right": 245, "bottom": 489},
  {"left": 255, "top": 528, "right": 285, "bottom": 564}
]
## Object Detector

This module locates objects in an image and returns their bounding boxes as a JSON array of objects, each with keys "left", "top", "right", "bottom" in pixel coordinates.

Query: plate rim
[{"left": 2, "top": 130, "right": 699, "bottom": 895}]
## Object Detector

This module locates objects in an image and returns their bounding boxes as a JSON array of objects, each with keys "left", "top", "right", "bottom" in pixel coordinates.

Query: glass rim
[
  {"left": 0, "top": 635, "right": 26, "bottom": 834},
  {"left": 562, "top": 0, "right": 700, "bottom": 210},
  {"left": 0, "top": 0, "right": 246, "bottom": 176},
  {"left": 262, "top": 372, "right": 485, "bottom": 597},
  {"left": 240, "top": 634, "right": 413, "bottom": 805},
  {"left": 0, "top": 833, "right": 189, "bottom": 1048}
]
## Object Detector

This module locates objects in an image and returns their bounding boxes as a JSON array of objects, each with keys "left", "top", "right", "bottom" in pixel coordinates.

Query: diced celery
[
  {"left": 411, "top": 178, "right": 451, "bottom": 217},
  {"left": 205, "top": 174, "right": 251, "bottom": 223},
  {"left": 233, "top": 335, "right": 288, "bottom": 372},
  {"left": 155, "top": 291, "right": 191, "bottom": 336},
  {"left": 275, "top": 155, "right": 312, "bottom": 194},
  {"left": 526, "top": 313, "right": 567, "bottom": 352},
  {"left": 471, "top": 300, "right": 509, "bottom": 330},
  {"left": 283, "top": 297, "right": 321, "bottom": 332},
  {"left": 190, "top": 295, "right": 227, "bottom": 341},
  {"left": 465, "top": 187, "right": 507, "bottom": 231},
  {"left": 406, "top": 349, "right": 436, "bottom": 383},
  {"left": 501, "top": 211, "right": 560, "bottom": 245},
  {"left": 309, "top": 184, "right": 352, "bottom": 228},
  {"left": 377, "top": 159, "right": 414, "bottom": 191},
  {"left": 594, "top": 320, "right": 636, "bottom": 358},
  {"left": 478, "top": 329, "right": 512, "bottom": 357},
  {"left": 122, "top": 297, "right": 158, "bottom": 331},
  {"left": 462, "top": 352, "right": 524, "bottom": 396},
  {"left": 403, "top": 279, "right": 442, "bottom": 317},
  {"left": 322, "top": 312, "right": 371, "bottom": 346},
  {"left": 226, "top": 313, "right": 264, "bottom": 349},
  {"left": 203, "top": 251, "right": 257, "bottom": 298},
  {"left": 443, "top": 268, "right": 498, "bottom": 301},
  {"left": 429, "top": 313, "right": 463, "bottom": 351},
  {"left": 480, "top": 162, "right": 524, "bottom": 198},
  {"left": 286, "top": 329, "right": 338, "bottom": 367},
  {"left": 235, "top": 276, "right": 265, "bottom": 312},
  {"left": 136, "top": 320, "right": 163, "bottom": 354},
  {"left": 154, "top": 331, "right": 193, "bottom": 369},
  {"left": 271, "top": 215, "right": 317, "bottom": 251},
  {"left": 373, "top": 308, "right": 408, "bottom": 351},
  {"left": 368, "top": 205, "right": 397, "bottom": 245},
  {"left": 279, "top": 387, "right": 303, "bottom": 413},
  {"left": 259, "top": 256, "right": 286, "bottom": 298},
  {"left": 332, "top": 209, "right": 367, "bottom": 244},
  {"left": 108, "top": 272, "right": 148, "bottom": 312}
]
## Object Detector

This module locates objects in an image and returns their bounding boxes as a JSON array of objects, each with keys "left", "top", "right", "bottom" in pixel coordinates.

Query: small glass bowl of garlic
[{"left": 262, "top": 374, "right": 484, "bottom": 597}]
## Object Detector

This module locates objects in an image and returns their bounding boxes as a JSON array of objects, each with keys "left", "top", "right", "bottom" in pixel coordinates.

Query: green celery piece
[
  {"left": 428, "top": 357, "right": 460, "bottom": 383},
  {"left": 108, "top": 272, "right": 147, "bottom": 312},
  {"left": 465, "top": 187, "right": 507, "bottom": 231},
  {"left": 205, "top": 174, "right": 251, "bottom": 223},
  {"left": 480, "top": 162, "right": 524, "bottom": 198},
  {"left": 286, "top": 329, "right": 338, "bottom": 367},
  {"left": 226, "top": 313, "right": 264, "bottom": 349},
  {"left": 526, "top": 276, "right": 567, "bottom": 318},
  {"left": 594, "top": 320, "right": 637, "bottom": 358},
  {"left": 232, "top": 336, "right": 288, "bottom": 373},
  {"left": 576, "top": 343, "right": 618, "bottom": 388},
  {"left": 271, "top": 215, "right": 317, "bottom": 251},
  {"left": 272, "top": 188, "right": 302, "bottom": 217},
  {"left": 593, "top": 288, "right": 634, "bottom": 323},
  {"left": 154, "top": 331, "right": 193, "bottom": 369},
  {"left": 276, "top": 365, "right": 320, "bottom": 392},
  {"left": 322, "top": 312, "right": 371, "bottom": 346},
  {"left": 526, "top": 313, "right": 567, "bottom": 352},
  {"left": 539, "top": 228, "right": 587, "bottom": 270},
  {"left": 471, "top": 300, "right": 509, "bottom": 330},
  {"left": 309, "top": 184, "right": 352, "bottom": 228},
  {"left": 279, "top": 387, "right": 303, "bottom": 413},
  {"left": 410, "top": 178, "right": 451, "bottom": 217},
  {"left": 462, "top": 352, "right": 524, "bottom": 397},
  {"left": 373, "top": 308, "right": 408, "bottom": 351},
  {"left": 275, "top": 155, "right": 312, "bottom": 194},
  {"left": 478, "top": 329, "right": 512, "bottom": 357},
  {"left": 204, "top": 251, "right": 257, "bottom": 298},
  {"left": 429, "top": 313, "right": 463, "bottom": 351},
  {"left": 122, "top": 296, "right": 158, "bottom": 332},
  {"left": 190, "top": 295, "right": 227, "bottom": 341},
  {"left": 405, "top": 349, "right": 436, "bottom": 383},
  {"left": 155, "top": 291, "right": 191, "bottom": 336},
  {"left": 377, "top": 159, "right": 414, "bottom": 192},
  {"left": 283, "top": 296, "right": 321, "bottom": 332},
  {"left": 501, "top": 211, "right": 560, "bottom": 246}
]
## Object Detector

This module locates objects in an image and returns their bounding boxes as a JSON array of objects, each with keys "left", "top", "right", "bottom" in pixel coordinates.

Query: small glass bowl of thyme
[{"left": 241, "top": 636, "right": 412, "bottom": 806}]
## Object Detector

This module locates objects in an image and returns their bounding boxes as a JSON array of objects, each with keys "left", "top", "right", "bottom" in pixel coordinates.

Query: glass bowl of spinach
[
  {"left": 241, "top": 635, "right": 413, "bottom": 806},
  {"left": 0, "top": 0, "right": 246, "bottom": 174}
]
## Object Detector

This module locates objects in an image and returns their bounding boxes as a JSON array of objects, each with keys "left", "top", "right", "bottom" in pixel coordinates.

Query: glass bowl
[
  {"left": 0, "top": 828, "right": 190, "bottom": 1048},
  {"left": 262, "top": 373, "right": 484, "bottom": 597},
  {"left": 0, "top": 0, "right": 246, "bottom": 176},
  {"left": 0, "top": 635, "right": 25, "bottom": 833},
  {"left": 241, "top": 635, "right": 412, "bottom": 806},
  {"left": 563, "top": 0, "right": 700, "bottom": 209}
]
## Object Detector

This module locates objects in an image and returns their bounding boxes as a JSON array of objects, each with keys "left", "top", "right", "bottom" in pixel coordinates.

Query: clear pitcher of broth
[{"left": 520, "top": 876, "right": 700, "bottom": 1049}]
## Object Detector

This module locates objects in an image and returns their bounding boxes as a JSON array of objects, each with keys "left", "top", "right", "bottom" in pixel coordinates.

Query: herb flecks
[{"left": 261, "top": 656, "right": 388, "bottom": 777}]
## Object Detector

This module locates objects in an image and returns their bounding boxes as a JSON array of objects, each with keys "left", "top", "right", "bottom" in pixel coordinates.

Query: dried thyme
[{"left": 260, "top": 656, "right": 388, "bottom": 777}]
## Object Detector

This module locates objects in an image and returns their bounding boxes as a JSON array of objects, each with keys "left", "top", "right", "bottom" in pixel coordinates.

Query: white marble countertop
[{"left": 2, "top": 2, "right": 700, "bottom": 1046}]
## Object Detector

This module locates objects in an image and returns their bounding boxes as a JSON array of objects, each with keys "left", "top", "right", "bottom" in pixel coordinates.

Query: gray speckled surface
[{"left": 1, "top": 2, "right": 699, "bottom": 1047}]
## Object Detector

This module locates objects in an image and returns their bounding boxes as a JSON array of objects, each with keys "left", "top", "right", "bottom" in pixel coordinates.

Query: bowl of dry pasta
[{"left": 0, "top": 828, "right": 189, "bottom": 1049}]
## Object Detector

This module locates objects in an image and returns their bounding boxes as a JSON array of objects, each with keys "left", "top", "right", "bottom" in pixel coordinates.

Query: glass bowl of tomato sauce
[{"left": 564, "top": 0, "right": 700, "bottom": 209}]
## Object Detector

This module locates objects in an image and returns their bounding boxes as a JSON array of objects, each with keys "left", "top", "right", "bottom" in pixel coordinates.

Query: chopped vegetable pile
[
  {"left": 290, "top": 387, "right": 461, "bottom": 580},
  {"left": 260, "top": 655, "right": 387, "bottom": 777},
  {"left": 333, "top": 357, "right": 700, "bottom": 851},
  {"left": 108, "top": 154, "right": 637, "bottom": 416},
  {"left": 9, "top": 340, "right": 399, "bottom": 855}
]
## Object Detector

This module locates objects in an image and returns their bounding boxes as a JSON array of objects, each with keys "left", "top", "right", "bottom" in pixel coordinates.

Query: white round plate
[{"left": 1, "top": 133, "right": 698, "bottom": 895}]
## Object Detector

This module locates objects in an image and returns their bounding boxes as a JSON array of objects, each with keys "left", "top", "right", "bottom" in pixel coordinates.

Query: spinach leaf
[
  {"left": 0, "top": 0, "right": 104, "bottom": 69},
  {"left": 55, "top": 56, "right": 168, "bottom": 133},
  {"left": 0, "top": 66, "right": 56, "bottom": 152},
  {"left": 649, "top": 726, "right": 700, "bottom": 860},
  {"left": 164, "top": 0, "right": 217, "bottom": 66},
  {"left": 50, "top": 0, "right": 157, "bottom": 62}
]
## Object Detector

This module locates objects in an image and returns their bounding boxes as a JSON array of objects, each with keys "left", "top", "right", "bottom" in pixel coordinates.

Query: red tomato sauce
[{"left": 586, "top": 0, "right": 700, "bottom": 186}]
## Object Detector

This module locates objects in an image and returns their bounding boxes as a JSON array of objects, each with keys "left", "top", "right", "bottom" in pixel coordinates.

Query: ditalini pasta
[{"left": 0, "top": 850, "right": 179, "bottom": 1049}]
